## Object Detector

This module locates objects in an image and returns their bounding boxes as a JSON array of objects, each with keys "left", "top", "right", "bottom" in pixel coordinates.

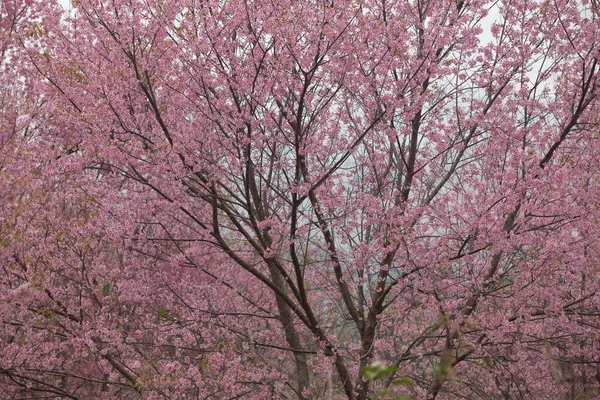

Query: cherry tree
[{"left": 2, "top": 0, "right": 600, "bottom": 399}]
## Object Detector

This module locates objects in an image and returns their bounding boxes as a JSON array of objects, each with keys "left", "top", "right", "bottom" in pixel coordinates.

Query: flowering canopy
[{"left": 1, "top": 0, "right": 599, "bottom": 399}]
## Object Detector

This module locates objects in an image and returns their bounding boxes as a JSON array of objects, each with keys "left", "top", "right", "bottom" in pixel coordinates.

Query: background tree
[{"left": 1, "top": 0, "right": 600, "bottom": 399}]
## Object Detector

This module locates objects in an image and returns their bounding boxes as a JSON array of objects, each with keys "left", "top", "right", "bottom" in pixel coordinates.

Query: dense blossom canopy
[{"left": 1, "top": 0, "right": 599, "bottom": 398}]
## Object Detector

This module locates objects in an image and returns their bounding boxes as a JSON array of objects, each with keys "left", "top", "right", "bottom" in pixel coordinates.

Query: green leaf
[
  {"left": 362, "top": 367, "right": 378, "bottom": 380},
  {"left": 392, "top": 377, "right": 415, "bottom": 386},
  {"left": 102, "top": 283, "right": 112, "bottom": 296},
  {"left": 362, "top": 362, "right": 398, "bottom": 380},
  {"left": 380, "top": 365, "right": 399, "bottom": 375}
]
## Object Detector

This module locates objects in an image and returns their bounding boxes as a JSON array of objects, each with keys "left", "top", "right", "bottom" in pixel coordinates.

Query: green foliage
[
  {"left": 362, "top": 362, "right": 415, "bottom": 399},
  {"left": 102, "top": 283, "right": 113, "bottom": 296},
  {"left": 362, "top": 362, "right": 398, "bottom": 380},
  {"left": 391, "top": 377, "right": 415, "bottom": 387}
]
